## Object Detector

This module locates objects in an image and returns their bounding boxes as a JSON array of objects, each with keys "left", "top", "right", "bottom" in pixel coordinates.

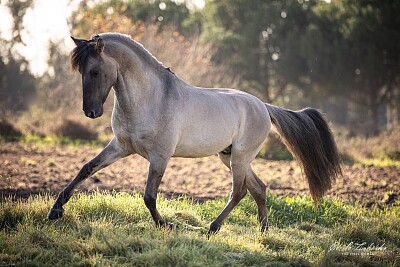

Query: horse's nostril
[{"left": 85, "top": 110, "right": 96, "bottom": 118}]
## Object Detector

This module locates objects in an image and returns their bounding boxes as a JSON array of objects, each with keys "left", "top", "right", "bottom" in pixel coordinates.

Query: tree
[
  {"left": 302, "top": 0, "right": 400, "bottom": 133},
  {"left": 202, "top": 0, "right": 315, "bottom": 103},
  {"left": 0, "top": 0, "right": 36, "bottom": 115},
  {"left": 69, "top": 0, "right": 197, "bottom": 37},
  {"left": 203, "top": 0, "right": 400, "bottom": 133},
  {"left": 37, "top": 40, "right": 81, "bottom": 112}
]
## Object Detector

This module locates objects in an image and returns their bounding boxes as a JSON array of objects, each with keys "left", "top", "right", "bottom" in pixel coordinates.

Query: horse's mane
[
  {"left": 70, "top": 38, "right": 96, "bottom": 72},
  {"left": 70, "top": 33, "right": 173, "bottom": 74}
]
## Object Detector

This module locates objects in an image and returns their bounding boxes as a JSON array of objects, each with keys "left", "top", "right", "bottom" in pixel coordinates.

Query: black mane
[
  {"left": 70, "top": 33, "right": 175, "bottom": 74},
  {"left": 70, "top": 39, "right": 98, "bottom": 72}
]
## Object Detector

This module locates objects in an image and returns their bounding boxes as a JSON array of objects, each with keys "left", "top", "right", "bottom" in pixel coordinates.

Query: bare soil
[{"left": 1, "top": 142, "right": 399, "bottom": 206}]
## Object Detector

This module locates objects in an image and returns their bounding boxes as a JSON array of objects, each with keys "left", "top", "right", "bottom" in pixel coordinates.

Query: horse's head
[{"left": 70, "top": 35, "right": 118, "bottom": 119}]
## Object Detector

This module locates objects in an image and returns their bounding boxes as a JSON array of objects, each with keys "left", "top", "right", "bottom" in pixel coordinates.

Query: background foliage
[{"left": 0, "top": 0, "right": 399, "bottom": 138}]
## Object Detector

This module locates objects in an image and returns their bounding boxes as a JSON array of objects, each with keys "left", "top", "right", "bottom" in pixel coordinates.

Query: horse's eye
[{"left": 90, "top": 70, "right": 100, "bottom": 78}]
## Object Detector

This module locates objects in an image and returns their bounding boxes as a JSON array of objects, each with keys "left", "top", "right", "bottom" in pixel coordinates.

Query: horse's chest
[
  {"left": 116, "top": 128, "right": 155, "bottom": 157},
  {"left": 112, "top": 118, "right": 151, "bottom": 154}
]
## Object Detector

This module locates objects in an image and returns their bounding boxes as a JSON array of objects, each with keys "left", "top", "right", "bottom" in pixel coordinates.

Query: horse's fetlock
[
  {"left": 208, "top": 221, "right": 222, "bottom": 236},
  {"left": 47, "top": 206, "right": 64, "bottom": 220},
  {"left": 210, "top": 221, "right": 221, "bottom": 229},
  {"left": 261, "top": 222, "right": 269, "bottom": 233},
  {"left": 157, "top": 220, "right": 178, "bottom": 230}
]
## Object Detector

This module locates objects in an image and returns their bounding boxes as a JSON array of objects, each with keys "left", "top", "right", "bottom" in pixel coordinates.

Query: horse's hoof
[
  {"left": 158, "top": 220, "right": 178, "bottom": 231},
  {"left": 261, "top": 223, "right": 269, "bottom": 233},
  {"left": 47, "top": 207, "right": 64, "bottom": 220},
  {"left": 165, "top": 222, "right": 179, "bottom": 231},
  {"left": 207, "top": 221, "right": 221, "bottom": 239}
]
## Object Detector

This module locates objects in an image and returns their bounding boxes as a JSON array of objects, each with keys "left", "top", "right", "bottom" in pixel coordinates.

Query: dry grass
[{"left": 337, "top": 127, "right": 400, "bottom": 166}]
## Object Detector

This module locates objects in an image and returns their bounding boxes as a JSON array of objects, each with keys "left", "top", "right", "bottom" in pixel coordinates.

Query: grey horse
[{"left": 48, "top": 33, "right": 342, "bottom": 235}]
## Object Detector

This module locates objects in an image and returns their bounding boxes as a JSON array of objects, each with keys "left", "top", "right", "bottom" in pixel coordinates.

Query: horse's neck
[
  {"left": 114, "top": 71, "right": 156, "bottom": 116},
  {"left": 109, "top": 39, "right": 184, "bottom": 122},
  {"left": 112, "top": 61, "right": 168, "bottom": 122}
]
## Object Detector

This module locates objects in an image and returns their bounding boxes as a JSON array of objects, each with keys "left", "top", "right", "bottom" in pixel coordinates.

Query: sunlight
[
  {"left": 0, "top": 0, "right": 205, "bottom": 76},
  {"left": 0, "top": 0, "right": 78, "bottom": 76}
]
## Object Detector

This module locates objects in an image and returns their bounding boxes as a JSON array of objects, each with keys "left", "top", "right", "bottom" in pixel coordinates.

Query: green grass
[
  {"left": 340, "top": 151, "right": 400, "bottom": 167},
  {"left": 0, "top": 134, "right": 107, "bottom": 148},
  {"left": 357, "top": 158, "right": 400, "bottom": 168},
  {"left": 1, "top": 192, "right": 399, "bottom": 266}
]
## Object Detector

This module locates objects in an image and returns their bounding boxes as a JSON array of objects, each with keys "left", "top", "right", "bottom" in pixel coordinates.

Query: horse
[{"left": 47, "top": 33, "right": 342, "bottom": 235}]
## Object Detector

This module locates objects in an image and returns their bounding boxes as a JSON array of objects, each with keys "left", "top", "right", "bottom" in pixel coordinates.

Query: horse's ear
[
  {"left": 71, "top": 36, "right": 87, "bottom": 47},
  {"left": 96, "top": 38, "right": 104, "bottom": 53}
]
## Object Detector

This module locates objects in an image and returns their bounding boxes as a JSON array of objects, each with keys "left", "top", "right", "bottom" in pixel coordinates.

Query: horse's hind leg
[
  {"left": 208, "top": 154, "right": 248, "bottom": 236},
  {"left": 47, "top": 138, "right": 128, "bottom": 220},
  {"left": 218, "top": 153, "right": 269, "bottom": 233},
  {"left": 246, "top": 170, "right": 269, "bottom": 232}
]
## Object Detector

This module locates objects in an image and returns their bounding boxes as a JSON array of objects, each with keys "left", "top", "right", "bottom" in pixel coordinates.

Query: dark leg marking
[
  {"left": 207, "top": 166, "right": 247, "bottom": 237},
  {"left": 48, "top": 139, "right": 126, "bottom": 220},
  {"left": 143, "top": 157, "right": 177, "bottom": 230},
  {"left": 246, "top": 170, "right": 269, "bottom": 233},
  {"left": 48, "top": 162, "right": 95, "bottom": 220}
]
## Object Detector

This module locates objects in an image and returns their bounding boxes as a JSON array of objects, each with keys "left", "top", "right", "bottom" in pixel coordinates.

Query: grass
[
  {"left": 0, "top": 134, "right": 107, "bottom": 148},
  {"left": 337, "top": 127, "right": 400, "bottom": 167},
  {"left": 0, "top": 192, "right": 399, "bottom": 266},
  {"left": 357, "top": 158, "right": 400, "bottom": 168}
]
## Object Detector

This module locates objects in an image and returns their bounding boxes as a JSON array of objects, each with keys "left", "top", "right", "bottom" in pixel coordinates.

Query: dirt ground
[{"left": 0, "top": 142, "right": 399, "bottom": 206}]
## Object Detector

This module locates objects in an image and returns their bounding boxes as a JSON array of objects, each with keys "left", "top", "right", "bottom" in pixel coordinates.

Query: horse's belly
[
  {"left": 173, "top": 142, "right": 231, "bottom": 158},
  {"left": 173, "top": 126, "right": 234, "bottom": 158}
]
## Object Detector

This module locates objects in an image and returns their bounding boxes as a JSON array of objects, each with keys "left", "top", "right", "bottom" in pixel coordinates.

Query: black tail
[{"left": 265, "top": 104, "right": 342, "bottom": 203}]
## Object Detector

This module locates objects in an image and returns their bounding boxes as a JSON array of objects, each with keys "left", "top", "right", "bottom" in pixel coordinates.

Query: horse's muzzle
[{"left": 84, "top": 107, "right": 103, "bottom": 119}]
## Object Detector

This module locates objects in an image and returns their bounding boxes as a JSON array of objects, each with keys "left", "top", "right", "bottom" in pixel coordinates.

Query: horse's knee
[{"left": 143, "top": 194, "right": 156, "bottom": 210}]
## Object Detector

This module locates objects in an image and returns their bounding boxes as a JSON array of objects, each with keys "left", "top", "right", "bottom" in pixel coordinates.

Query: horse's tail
[{"left": 265, "top": 103, "right": 342, "bottom": 204}]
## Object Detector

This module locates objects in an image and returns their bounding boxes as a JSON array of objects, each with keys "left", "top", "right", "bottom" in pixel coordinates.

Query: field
[
  {"left": 1, "top": 141, "right": 399, "bottom": 206},
  {"left": 0, "top": 139, "right": 399, "bottom": 266}
]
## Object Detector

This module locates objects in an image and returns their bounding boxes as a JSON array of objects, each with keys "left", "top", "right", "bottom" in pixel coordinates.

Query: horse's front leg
[
  {"left": 47, "top": 138, "right": 129, "bottom": 220},
  {"left": 143, "top": 154, "right": 174, "bottom": 228}
]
